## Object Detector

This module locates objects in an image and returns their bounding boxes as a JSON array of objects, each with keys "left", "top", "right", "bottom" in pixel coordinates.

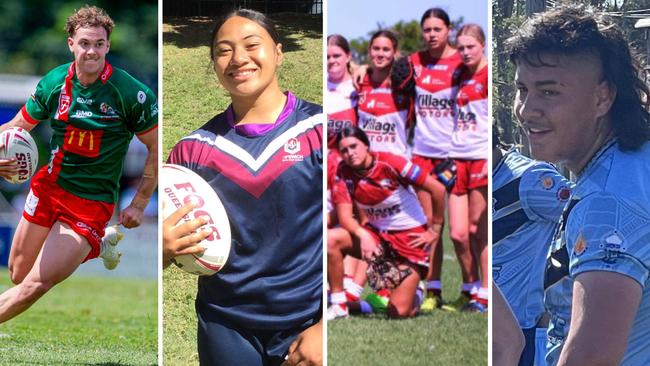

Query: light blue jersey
[
  {"left": 545, "top": 140, "right": 650, "bottom": 365},
  {"left": 493, "top": 148, "right": 572, "bottom": 331}
]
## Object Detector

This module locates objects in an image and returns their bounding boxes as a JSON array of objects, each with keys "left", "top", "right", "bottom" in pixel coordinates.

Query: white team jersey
[
  {"left": 327, "top": 79, "right": 357, "bottom": 149},
  {"left": 410, "top": 51, "right": 463, "bottom": 158},
  {"left": 357, "top": 76, "right": 411, "bottom": 156},
  {"left": 450, "top": 65, "right": 489, "bottom": 159}
]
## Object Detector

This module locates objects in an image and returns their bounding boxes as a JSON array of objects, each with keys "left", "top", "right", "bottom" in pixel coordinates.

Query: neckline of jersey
[{"left": 226, "top": 91, "right": 296, "bottom": 137}]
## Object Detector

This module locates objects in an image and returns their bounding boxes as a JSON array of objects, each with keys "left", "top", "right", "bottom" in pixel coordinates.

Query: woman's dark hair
[
  {"left": 336, "top": 126, "right": 370, "bottom": 149},
  {"left": 420, "top": 8, "right": 451, "bottom": 28},
  {"left": 507, "top": 4, "right": 650, "bottom": 151},
  {"left": 210, "top": 9, "right": 280, "bottom": 60},
  {"left": 369, "top": 29, "right": 399, "bottom": 51}
]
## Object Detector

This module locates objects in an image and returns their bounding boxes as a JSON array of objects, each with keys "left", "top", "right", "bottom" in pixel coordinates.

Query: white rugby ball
[
  {"left": 161, "top": 163, "right": 231, "bottom": 276},
  {"left": 0, "top": 127, "right": 38, "bottom": 184}
]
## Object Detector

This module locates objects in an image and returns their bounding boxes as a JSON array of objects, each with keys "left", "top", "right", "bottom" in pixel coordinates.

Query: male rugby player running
[
  {"left": 507, "top": 5, "right": 650, "bottom": 365},
  {"left": 0, "top": 6, "right": 157, "bottom": 324}
]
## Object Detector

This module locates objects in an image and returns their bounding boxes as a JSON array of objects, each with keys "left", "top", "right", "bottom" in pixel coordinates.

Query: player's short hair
[
  {"left": 420, "top": 8, "right": 451, "bottom": 28},
  {"left": 210, "top": 9, "right": 280, "bottom": 60},
  {"left": 506, "top": 4, "right": 650, "bottom": 151},
  {"left": 65, "top": 6, "right": 114, "bottom": 39},
  {"left": 336, "top": 126, "right": 370, "bottom": 150},
  {"left": 457, "top": 24, "right": 485, "bottom": 46}
]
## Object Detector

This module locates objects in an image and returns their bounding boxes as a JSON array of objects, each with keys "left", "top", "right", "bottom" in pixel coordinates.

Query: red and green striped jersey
[{"left": 22, "top": 61, "right": 158, "bottom": 203}]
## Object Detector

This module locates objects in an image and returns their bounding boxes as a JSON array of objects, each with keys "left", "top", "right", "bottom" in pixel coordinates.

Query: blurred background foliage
[
  {"left": 346, "top": 16, "right": 464, "bottom": 65},
  {"left": 0, "top": 0, "right": 158, "bottom": 91}
]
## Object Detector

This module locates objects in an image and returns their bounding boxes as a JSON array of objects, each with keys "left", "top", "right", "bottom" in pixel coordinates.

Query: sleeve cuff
[{"left": 20, "top": 106, "right": 40, "bottom": 125}]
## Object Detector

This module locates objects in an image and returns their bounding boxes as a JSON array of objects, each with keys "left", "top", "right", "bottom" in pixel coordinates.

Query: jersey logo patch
[
  {"left": 179, "top": 117, "right": 322, "bottom": 198},
  {"left": 63, "top": 126, "right": 103, "bottom": 158},
  {"left": 24, "top": 189, "right": 39, "bottom": 216},
  {"left": 573, "top": 233, "right": 587, "bottom": 256}
]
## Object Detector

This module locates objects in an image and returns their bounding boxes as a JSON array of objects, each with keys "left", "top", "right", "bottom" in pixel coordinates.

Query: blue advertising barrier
[{"left": 0, "top": 225, "right": 12, "bottom": 267}]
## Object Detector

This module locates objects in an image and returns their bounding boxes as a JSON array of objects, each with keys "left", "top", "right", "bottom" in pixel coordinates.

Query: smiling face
[
  {"left": 457, "top": 35, "right": 484, "bottom": 68},
  {"left": 327, "top": 44, "right": 351, "bottom": 82},
  {"left": 338, "top": 136, "right": 372, "bottom": 170},
  {"left": 421, "top": 16, "right": 450, "bottom": 53},
  {"left": 368, "top": 36, "right": 396, "bottom": 71},
  {"left": 514, "top": 53, "right": 615, "bottom": 171},
  {"left": 68, "top": 26, "right": 110, "bottom": 77},
  {"left": 212, "top": 16, "right": 283, "bottom": 98}
]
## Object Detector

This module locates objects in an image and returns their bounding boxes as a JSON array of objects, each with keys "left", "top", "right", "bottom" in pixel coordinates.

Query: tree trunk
[{"left": 526, "top": 0, "right": 546, "bottom": 16}]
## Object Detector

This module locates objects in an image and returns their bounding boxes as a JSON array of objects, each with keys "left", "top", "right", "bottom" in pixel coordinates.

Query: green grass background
[
  {"left": 162, "top": 14, "right": 322, "bottom": 365},
  {"left": 328, "top": 230, "right": 488, "bottom": 366},
  {"left": 0, "top": 270, "right": 157, "bottom": 365},
  {"left": 162, "top": 13, "right": 486, "bottom": 366}
]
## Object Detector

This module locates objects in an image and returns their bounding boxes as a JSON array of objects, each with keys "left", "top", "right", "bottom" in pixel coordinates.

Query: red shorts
[
  {"left": 365, "top": 224, "right": 430, "bottom": 268},
  {"left": 22, "top": 169, "right": 114, "bottom": 261},
  {"left": 451, "top": 159, "right": 488, "bottom": 195},
  {"left": 411, "top": 154, "right": 445, "bottom": 176}
]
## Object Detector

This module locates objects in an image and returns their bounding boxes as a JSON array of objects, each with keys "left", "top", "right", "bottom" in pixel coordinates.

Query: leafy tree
[
  {"left": 347, "top": 16, "right": 465, "bottom": 65},
  {"left": 0, "top": 0, "right": 157, "bottom": 90}
]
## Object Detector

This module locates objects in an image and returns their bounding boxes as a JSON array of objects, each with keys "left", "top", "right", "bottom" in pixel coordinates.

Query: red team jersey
[
  {"left": 333, "top": 152, "right": 430, "bottom": 265},
  {"left": 410, "top": 51, "right": 463, "bottom": 158},
  {"left": 327, "top": 79, "right": 357, "bottom": 150},
  {"left": 357, "top": 75, "right": 412, "bottom": 156},
  {"left": 333, "top": 152, "right": 427, "bottom": 231},
  {"left": 450, "top": 65, "right": 489, "bottom": 160}
]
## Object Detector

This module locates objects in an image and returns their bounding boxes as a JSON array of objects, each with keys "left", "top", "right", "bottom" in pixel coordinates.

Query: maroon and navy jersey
[
  {"left": 327, "top": 79, "right": 357, "bottom": 150},
  {"left": 332, "top": 152, "right": 427, "bottom": 231},
  {"left": 450, "top": 65, "right": 489, "bottom": 159},
  {"left": 168, "top": 92, "right": 323, "bottom": 330},
  {"left": 357, "top": 75, "right": 412, "bottom": 156},
  {"left": 410, "top": 51, "right": 463, "bottom": 158}
]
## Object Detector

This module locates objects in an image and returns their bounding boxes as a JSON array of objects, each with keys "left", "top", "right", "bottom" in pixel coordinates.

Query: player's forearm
[
  {"left": 130, "top": 146, "right": 158, "bottom": 209},
  {"left": 1, "top": 111, "right": 36, "bottom": 133},
  {"left": 336, "top": 205, "right": 365, "bottom": 239}
]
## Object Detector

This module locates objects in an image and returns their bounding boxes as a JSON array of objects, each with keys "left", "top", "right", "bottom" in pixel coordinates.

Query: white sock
[
  {"left": 478, "top": 287, "right": 488, "bottom": 301},
  {"left": 331, "top": 291, "right": 346, "bottom": 305},
  {"left": 346, "top": 281, "right": 364, "bottom": 299}
]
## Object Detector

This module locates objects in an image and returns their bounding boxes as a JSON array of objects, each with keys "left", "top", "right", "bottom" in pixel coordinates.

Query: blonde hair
[{"left": 457, "top": 24, "right": 485, "bottom": 46}]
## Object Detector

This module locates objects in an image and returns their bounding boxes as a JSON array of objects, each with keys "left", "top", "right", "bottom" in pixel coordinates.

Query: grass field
[
  {"left": 162, "top": 14, "right": 322, "bottom": 365},
  {"left": 0, "top": 269, "right": 157, "bottom": 365},
  {"left": 327, "top": 232, "right": 488, "bottom": 366}
]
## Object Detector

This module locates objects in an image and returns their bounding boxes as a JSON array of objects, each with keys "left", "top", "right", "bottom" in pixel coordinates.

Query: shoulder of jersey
[
  {"left": 108, "top": 67, "right": 154, "bottom": 98},
  {"left": 39, "top": 63, "right": 72, "bottom": 86},
  {"left": 295, "top": 97, "right": 322, "bottom": 117}
]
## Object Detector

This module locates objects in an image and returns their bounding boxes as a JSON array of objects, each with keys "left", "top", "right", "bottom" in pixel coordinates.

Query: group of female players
[{"left": 326, "top": 7, "right": 488, "bottom": 319}]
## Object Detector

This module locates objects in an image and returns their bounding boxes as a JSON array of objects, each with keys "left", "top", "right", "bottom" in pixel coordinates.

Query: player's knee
[
  {"left": 468, "top": 223, "right": 479, "bottom": 238},
  {"left": 327, "top": 234, "right": 347, "bottom": 253},
  {"left": 387, "top": 302, "right": 411, "bottom": 319},
  {"left": 9, "top": 270, "right": 25, "bottom": 285},
  {"left": 8, "top": 264, "right": 28, "bottom": 285},
  {"left": 450, "top": 228, "right": 469, "bottom": 245}
]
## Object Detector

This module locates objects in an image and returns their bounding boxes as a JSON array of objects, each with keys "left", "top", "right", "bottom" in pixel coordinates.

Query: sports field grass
[
  {"left": 162, "top": 14, "right": 322, "bottom": 365},
  {"left": 0, "top": 269, "right": 157, "bottom": 365},
  {"left": 327, "top": 232, "right": 488, "bottom": 366}
]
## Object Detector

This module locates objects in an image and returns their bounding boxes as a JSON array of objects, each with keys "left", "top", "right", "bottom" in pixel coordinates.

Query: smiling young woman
[{"left": 163, "top": 9, "right": 323, "bottom": 366}]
